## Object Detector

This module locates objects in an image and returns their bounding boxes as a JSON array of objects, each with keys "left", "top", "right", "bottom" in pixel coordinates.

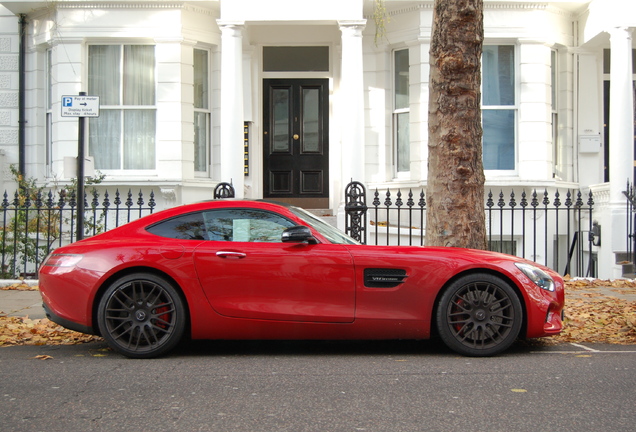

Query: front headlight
[{"left": 515, "top": 262, "right": 555, "bottom": 292}]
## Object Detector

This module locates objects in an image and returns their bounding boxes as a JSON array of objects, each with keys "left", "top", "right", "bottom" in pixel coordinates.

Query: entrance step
[
  {"left": 306, "top": 209, "right": 333, "bottom": 217},
  {"left": 305, "top": 209, "right": 337, "bottom": 228},
  {"left": 615, "top": 252, "right": 632, "bottom": 263},
  {"left": 615, "top": 252, "right": 635, "bottom": 279}
]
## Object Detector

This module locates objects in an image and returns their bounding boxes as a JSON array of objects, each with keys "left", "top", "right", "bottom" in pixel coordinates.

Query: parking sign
[{"left": 61, "top": 95, "right": 100, "bottom": 117}]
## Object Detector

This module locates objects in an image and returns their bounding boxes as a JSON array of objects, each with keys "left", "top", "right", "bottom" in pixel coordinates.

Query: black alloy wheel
[
  {"left": 436, "top": 273, "right": 523, "bottom": 357},
  {"left": 97, "top": 273, "right": 186, "bottom": 359}
]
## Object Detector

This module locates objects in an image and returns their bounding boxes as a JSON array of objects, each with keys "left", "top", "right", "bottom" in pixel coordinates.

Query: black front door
[{"left": 263, "top": 79, "right": 329, "bottom": 208}]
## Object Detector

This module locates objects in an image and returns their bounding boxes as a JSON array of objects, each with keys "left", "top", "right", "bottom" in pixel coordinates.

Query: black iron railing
[
  {"left": 1, "top": 182, "right": 236, "bottom": 279},
  {"left": 1, "top": 188, "right": 156, "bottom": 279},
  {"left": 1, "top": 179, "right": 600, "bottom": 279},
  {"left": 344, "top": 181, "right": 596, "bottom": 277},
  {"left": 624, "top": 180, "right": 636, "bottom": 270}
]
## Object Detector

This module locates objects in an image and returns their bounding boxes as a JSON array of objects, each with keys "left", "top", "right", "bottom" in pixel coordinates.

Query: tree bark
[{"left": 426, "top": 0, "right": 486, "bottom": 249}]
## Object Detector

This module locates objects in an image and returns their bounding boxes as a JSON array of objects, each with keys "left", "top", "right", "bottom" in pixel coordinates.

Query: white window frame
[
  {"left": 45, "top": 48, "right": 53, "bottom": 177},
  {"left": 393, "top": 48, "right": 410, "bottom": 176},
  {"left": 87, "top": 44, "right": 157, "bottom": 173},
  {"left": 551, "top": 48, "right": 560, "bottom": 179},
  {"left": 482, "top": 44, "right": 518, "bottom": 175},
  {"left": 194, "top": 47, "right": 211, "bottom": 175}
]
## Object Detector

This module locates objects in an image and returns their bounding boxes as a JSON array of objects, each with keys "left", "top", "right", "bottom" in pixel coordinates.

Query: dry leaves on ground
[
  {"left": 548, "top": 278, "right": 636, "bottom": 345},
  {"left": 0, "top": 282, "right": 38, "bottom": 291},
  {"left": 0, "top": 315, "right": 101, "bottom": 346}
]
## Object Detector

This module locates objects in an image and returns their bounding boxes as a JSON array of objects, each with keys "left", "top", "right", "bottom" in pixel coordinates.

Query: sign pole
[
  {"left": 61, "top": 92, "right": 99, "bottom": 242},
  {"left": 76, "top": 91, "right": 86, "bottom": 241}
]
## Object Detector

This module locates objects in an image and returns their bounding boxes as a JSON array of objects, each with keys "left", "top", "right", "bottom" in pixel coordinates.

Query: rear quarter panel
[{"left": 40, "top": 237, "right": 209, "bottom": 331}]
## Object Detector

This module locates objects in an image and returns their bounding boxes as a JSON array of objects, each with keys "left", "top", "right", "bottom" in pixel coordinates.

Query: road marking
[
  {"left": 570, "top": 343, "right": 600, "bottom": 352},
  {"left": 531, "top": 350, "right": 636, "bottom": 354},
  {"left": 530, "top": 342, "right": 636, "bottom": 354}
]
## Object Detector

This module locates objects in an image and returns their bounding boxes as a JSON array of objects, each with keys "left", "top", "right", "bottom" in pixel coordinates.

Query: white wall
[{"left": 0, "top": 5, "right": 19, "bottom": 191}]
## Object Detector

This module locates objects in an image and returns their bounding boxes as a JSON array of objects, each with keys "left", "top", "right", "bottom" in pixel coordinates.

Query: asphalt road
[{"left": 1, "top": 339, "right": 635, "bottom": 432}]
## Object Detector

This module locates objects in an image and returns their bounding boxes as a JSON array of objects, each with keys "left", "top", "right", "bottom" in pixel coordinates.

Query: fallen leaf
[
  {"left": 0, "top": 315, "right": 102, "bottom": 347},
  {"left": 0, "top": 282, "right": 38, "bottom": 291}
]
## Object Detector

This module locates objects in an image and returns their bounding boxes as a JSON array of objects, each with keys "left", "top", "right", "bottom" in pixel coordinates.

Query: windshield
[{"left": 289, "top": 207, "right": 360, "bottom": 245}]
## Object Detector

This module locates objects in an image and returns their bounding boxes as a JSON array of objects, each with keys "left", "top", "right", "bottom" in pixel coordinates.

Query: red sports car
[{"left": 39, "top": 200, "right": 564, "bottom": 358}]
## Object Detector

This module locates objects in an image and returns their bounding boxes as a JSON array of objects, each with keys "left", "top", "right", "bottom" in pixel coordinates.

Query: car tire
[
  {"left": 436, "top": 273, "right": 523, "bottom": 357},
  {"left": 97, "top": 273, "right": 187, "bottom": 359}
]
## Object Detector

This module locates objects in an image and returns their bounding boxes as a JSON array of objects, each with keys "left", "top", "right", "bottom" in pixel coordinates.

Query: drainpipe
[{"left": 18, "top": 14, "right": 27, "bottom": 176}]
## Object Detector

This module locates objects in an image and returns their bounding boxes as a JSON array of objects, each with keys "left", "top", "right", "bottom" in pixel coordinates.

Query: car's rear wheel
[
  {"left": 436, "top": 273, "right": 523, "bottom": 357},
  {"left": 97, "top": 273, "right": 186, "bottom": 359}
]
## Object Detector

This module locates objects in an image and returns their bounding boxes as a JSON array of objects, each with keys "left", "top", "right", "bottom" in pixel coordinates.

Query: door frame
[{"left": 262, "top": 78, "right": 330, "bottom": 209}]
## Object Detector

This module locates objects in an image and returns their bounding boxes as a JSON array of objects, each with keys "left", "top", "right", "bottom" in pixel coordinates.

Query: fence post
[
  {"left": 214, "top": 182, "right": 235, "bottom": 199},
  {"left": 623, "top": 180, "right": 636, "bottom": 268},
  {"left": 344, "top": 181, "right": 367, "bottom": 244}
]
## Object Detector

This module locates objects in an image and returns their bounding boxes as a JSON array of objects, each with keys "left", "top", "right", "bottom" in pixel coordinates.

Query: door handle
[
  {"left": 215, "top": 251, "right": 247, "bottom": 259},
  {"left": 293, "top": 134, "right": 299, "bottom": 140}
]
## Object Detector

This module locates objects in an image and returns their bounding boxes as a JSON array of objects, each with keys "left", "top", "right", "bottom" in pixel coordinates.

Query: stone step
[
  {"left": 615, "top": 252, "right": 633, "bottom": 263},
  {"left": 305, "top": 209, "right": 333, "bottom": 217},
  {"left": 305, "top": 209, "right": 337, "bottom": 228},
  {"left": 615, "top": 251, "right": 635, "bottom": 278}
]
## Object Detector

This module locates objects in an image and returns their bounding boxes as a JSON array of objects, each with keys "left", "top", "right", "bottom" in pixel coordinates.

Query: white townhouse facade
[{"left": 0, "top": 0, "right": 634, "bottom": 278}]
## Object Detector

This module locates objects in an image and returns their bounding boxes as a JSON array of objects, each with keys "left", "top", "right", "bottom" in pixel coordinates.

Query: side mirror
[{"left": 281, "top": 226, "right": 318, "bottom": 244}]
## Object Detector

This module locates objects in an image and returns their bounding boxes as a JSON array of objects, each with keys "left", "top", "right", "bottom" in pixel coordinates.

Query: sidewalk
[{"left": 0, "top": 281, "right": 45, "bottom": 320}]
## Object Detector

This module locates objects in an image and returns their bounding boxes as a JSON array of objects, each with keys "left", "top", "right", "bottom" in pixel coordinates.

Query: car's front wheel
[
  {"left": 436, "top": 273, "right": 523, "bottom": 357},
  {"left": 97, "top": 273, "right": 187, "bottom": 359}
]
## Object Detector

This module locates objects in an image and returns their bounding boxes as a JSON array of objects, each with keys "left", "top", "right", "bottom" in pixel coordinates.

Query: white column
[
  {"left": 217, "top": 21, "right": 245, "bottom": 198},
  {"left": 339, "top": 20, "right": 366, "bottom": 184},
  {"left": 608, "top": 27, "right": 634, "bottom": 204},
  {"left": 608, "top": 27, "right": 634, "bottom": 260}
]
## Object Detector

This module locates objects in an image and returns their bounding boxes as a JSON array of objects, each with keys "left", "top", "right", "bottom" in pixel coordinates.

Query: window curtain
[
  {"left": 89, "top": 111, "right": 121, "bottom": 170},
  {"left": 123, "top": 45, "right": 155, "bottom": 105},
  {"left": 89, "top": 46, "right": 121, "bottom": 169},
  {"left": 194, "top": 111, "right": 208, "bottom": 172},
  {"left": 124, "top": 110, "right": 155, "bottom": 169},
  {"left": 123, "top": 46, "right": 155, "bottom": 169},
  {"left": 89, "top": 45, "right": 120, "bottom": 105},
  {"left": 396, "top": 112, "right": 410, "bottom": 172}
]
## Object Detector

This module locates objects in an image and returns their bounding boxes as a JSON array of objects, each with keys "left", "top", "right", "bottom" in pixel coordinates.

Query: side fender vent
[{"left": 364, "top": 268, "right": 408, "bottom": 288}]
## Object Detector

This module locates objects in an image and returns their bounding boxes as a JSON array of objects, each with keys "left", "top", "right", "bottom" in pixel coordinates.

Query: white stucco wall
[
  {"left": 0, "top": 5, "right": 18, "bottom": 192},
  {"left": 0, "top": 0, "right": 633, "bottom": 279}
]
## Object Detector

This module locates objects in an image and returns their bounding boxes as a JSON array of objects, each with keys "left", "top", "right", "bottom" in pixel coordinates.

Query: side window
[
  {"left": 146, "top": 213, "right": 206, "bottom": 240},
  {"left": 203, "top": 209, "right": 295, "bottom": 242}
]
